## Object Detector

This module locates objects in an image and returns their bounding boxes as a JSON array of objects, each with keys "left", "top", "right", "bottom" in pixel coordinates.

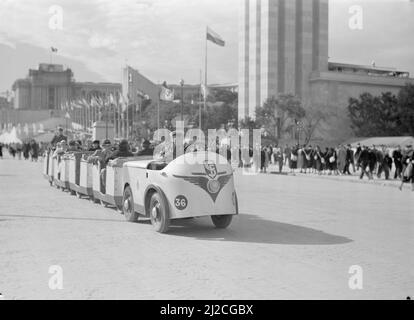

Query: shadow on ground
[
  {"left": 0, "top": 214, "right": 123, "bottom": 223},
  {"left": 167, "top": 214, "right": 353, "bottom": 245},
  {"left": 0, "top": 213, "right": 352, "bottom": 246}
]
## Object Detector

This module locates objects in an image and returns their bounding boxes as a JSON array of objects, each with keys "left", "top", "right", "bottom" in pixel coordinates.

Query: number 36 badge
[{"left": 174, "top": 195, "right": 188, "bottom": 210}]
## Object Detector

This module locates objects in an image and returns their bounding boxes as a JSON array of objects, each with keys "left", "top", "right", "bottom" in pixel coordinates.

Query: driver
[{"left": 137, "top": 139, "right": 153, "bottom": 156}]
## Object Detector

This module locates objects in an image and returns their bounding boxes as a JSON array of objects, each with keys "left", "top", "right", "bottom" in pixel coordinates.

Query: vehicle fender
[{"left": 144, "top": 184, "right": 170, "bottom": 218}]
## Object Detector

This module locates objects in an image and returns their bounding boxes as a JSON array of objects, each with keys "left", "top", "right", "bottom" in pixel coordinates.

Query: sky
[{"left": 0, "top": 0, "right": 413, "bottom": 94}]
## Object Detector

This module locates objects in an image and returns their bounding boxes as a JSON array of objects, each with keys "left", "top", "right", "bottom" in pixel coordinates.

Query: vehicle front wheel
[
  {"left": 149, "top": 192, "right": 169, "bottom": 233},
  {"left": 211, "top": 215, "right": 233, "bottom": 229},
  {"left": 123, "top": 186, "right": 139, "bottom": 222}
]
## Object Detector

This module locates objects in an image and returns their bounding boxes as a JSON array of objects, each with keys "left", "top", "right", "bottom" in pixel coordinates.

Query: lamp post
[{"left": 179, "top": 79, "right": 184, "bottom": 122}]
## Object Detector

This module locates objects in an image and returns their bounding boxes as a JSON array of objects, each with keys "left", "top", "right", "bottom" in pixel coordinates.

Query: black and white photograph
[{"left": 0, "top": 0, "right": 413, "bottom": 305}]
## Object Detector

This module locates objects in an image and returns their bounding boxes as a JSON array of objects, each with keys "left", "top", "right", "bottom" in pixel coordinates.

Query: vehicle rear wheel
[
  {"left": 123, "top": 186, "right": 138, "bottom": 222},
  {"left": 76, "top": 192, "right": 82, "bottom": 199},
  {"left": 100, "top": 199, "right": 108, "bottom": 207},
  {"left": 211, "top": 215, "right": 233, "bottom": 229},
  {"left": 149, "top": 192, "right": 169, "bottom": 233}
]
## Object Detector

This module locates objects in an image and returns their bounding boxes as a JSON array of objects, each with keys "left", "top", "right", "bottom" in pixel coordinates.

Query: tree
[
  {"left": 255, "top": 94, "right": 305, "bottom": 142},
  {"left": 301, "top": 105, "right": 332, "bottom": 145},
  {"left": 348, "top": 92, "right": 399, "bottom": 136},
  {"left": 239, "top": 116, "right": 258, "bottom": 130},
  {"left": 208, "top": 89, "right": 238, "bottom": 105},
  {"left": 397, "top": 83, "right": 414, "bottom": 136},
  {"left": 199, "top": 103, "right": 237, "bottom": 131}
]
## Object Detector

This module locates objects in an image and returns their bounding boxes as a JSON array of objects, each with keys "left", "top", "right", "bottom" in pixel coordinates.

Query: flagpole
[
  {"left": 118, "top": 95, "right": 121, "bottom": 139},
  {"left": 157, "top": 99, "right": 160, "bottom": 131},
  {"left": 86, "top": 103, "right": 89, "bottom": 130},
  {"left": 113, "top": 102, "right": 116, "bottom": 138},
  {"left": 199, "top": 69, "right": 202, "bottom": 130},
  {"left": 204, "top": 26, "right": 208, "bottom": 112},
  {"left": 132, "top": 101, "right": 136, "bottom": 139},
  {"left": 157, "top": 82, "right": 160, "bottom": 130},
  {"left": 126, "top": 100, "right": 129, "bottom": 140},
  {"left": 105, "top": 101, "right": 108, "bottom": 140}
]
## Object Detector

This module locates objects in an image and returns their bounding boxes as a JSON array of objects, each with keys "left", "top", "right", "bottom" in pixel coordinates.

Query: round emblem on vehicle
[
  {"left": 174, "top": 195, "right": 188, "bottom": 211},
  {"left": 207, "top": 179, "right": 220, "bottom": 194}
]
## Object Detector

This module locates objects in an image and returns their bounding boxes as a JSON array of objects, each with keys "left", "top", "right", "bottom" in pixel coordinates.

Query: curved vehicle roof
[
  {"left": 164, "top": 151, "right": 231, "bottom": 176},
  {"left": 124, "top": 151, "right": 231, "bottom": 173}
]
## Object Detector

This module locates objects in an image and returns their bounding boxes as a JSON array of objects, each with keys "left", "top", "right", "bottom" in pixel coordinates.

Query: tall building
[
  {"left": 239, "top": 0, "right": 414, "bottom": 141},
  {"left": 12, "top": 63, "right": 121, "bottom": 111},
  {"left": 239, "top": 0, "right": 328, "bottom": 120}
]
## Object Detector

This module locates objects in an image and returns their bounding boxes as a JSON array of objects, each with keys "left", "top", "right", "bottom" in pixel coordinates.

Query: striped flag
[{"left": 207, "top": 27, "right": 225, "bottom": 47}]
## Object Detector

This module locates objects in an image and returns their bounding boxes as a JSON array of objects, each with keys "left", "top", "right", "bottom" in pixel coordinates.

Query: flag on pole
[
  {"left": 201, "top": 83, "right": 209, "bottom": 99},
  {"left": 160, "top": 81, "right": 174, "bottom": 101},
  {"left": 81, "top": 98, "right": 90, "bottom": 108},
  {"left": 119, "top": 94, "right": 127, "bottom": 112},
  {"left": 109, "top": 93, "right": 115, "bottom": 105},
  {"left": 91, "top": 96, "right": 100, "bottom": 108},
  {"left": 206, "top": 27, "right": 225, "bottom": 47}
]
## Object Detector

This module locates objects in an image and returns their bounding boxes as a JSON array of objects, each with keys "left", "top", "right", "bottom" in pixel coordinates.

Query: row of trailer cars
[{"left": 42, "top": 150, "right": 239, "bottom": 233}]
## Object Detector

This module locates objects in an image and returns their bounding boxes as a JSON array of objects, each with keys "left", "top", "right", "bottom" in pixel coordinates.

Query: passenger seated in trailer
[
  {"left": 67, "top": 140, "right": 80, "bottom": 152},
  {"left": 94, "top": 140, "right": 134, "bottom": 192},
  {"left": 87, "top": 140, "right": 112, "bottom": 165},
  {"left": 137, "top": 139, "right": 154, "bottom": 156},
  {"left": 88, "top": 140, "right": 101, "bottom": 152},
  {"left": 104, "top": 139, "right": 134, "bottom": 163},
  {"left": 52, "top": 141, "right": 68, "bottom": 159}
]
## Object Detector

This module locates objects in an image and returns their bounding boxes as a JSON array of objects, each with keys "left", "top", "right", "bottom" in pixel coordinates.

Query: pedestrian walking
[
  {"left": 359, "top": 146, "right": 372, "bottom": 180},
  {"left": 392, "top": 146, "right": 403, "bottom": 179},
  {"left": 399, "top": 144, "right": 414, "bottom": 191}
]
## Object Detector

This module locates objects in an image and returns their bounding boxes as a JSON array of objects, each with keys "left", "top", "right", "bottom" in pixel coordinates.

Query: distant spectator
[
  {"left": 50, "top": 127, "right": 67, "bottom": 147},
  {"left": 392, "top": 146, "right": 403, "bottom": 179}
]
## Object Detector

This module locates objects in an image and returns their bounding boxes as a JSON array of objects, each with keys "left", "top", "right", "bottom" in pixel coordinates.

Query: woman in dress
[
  {"left": 297, "top": 146, "right": 304, "bottom": 173},
  {"left": 290, "top": 145, "right": 298, "bottom": 174},
  {"left": 314, "top": 146, "right": 322, "bottom": 175}
]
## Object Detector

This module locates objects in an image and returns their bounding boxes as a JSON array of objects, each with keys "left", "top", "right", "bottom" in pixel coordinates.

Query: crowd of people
[
  {"left": 255, "top": 143, "right": 414, "bottom": 190},
  {"left": 3, "top": 126, "right": 414, "bottom": 191},
  {"left": 0, "top": 140, "right": 43, "bottom": 162}
]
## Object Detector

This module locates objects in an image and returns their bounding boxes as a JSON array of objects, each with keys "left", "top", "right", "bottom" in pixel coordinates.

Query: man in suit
[
  {"left": 359, "top": 146, "right": 372, "bottom": 180},
  {"left": 392, "top": 145, "right": 403, "bottom": 179}
]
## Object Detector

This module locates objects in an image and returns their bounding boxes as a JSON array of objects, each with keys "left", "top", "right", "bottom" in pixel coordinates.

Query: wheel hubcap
[
  {"left": 123, "top": 196, "right": 131, "bottom": 213},
  {"left": 151, "top": 202, "right": 160, "bottom": 222}
]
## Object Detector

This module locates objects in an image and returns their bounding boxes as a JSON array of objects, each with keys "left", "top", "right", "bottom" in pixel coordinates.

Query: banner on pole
[
  {"left": 207, "top": 27, "right": 225, "bottom": 47},
  {"left": 160, "top": 81, "right": 174, "bottom": 101}
]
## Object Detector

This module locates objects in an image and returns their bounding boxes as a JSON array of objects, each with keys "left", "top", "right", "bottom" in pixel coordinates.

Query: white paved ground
[{"left": 0, "top": 155, "right": 413, "bottom": 300}]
